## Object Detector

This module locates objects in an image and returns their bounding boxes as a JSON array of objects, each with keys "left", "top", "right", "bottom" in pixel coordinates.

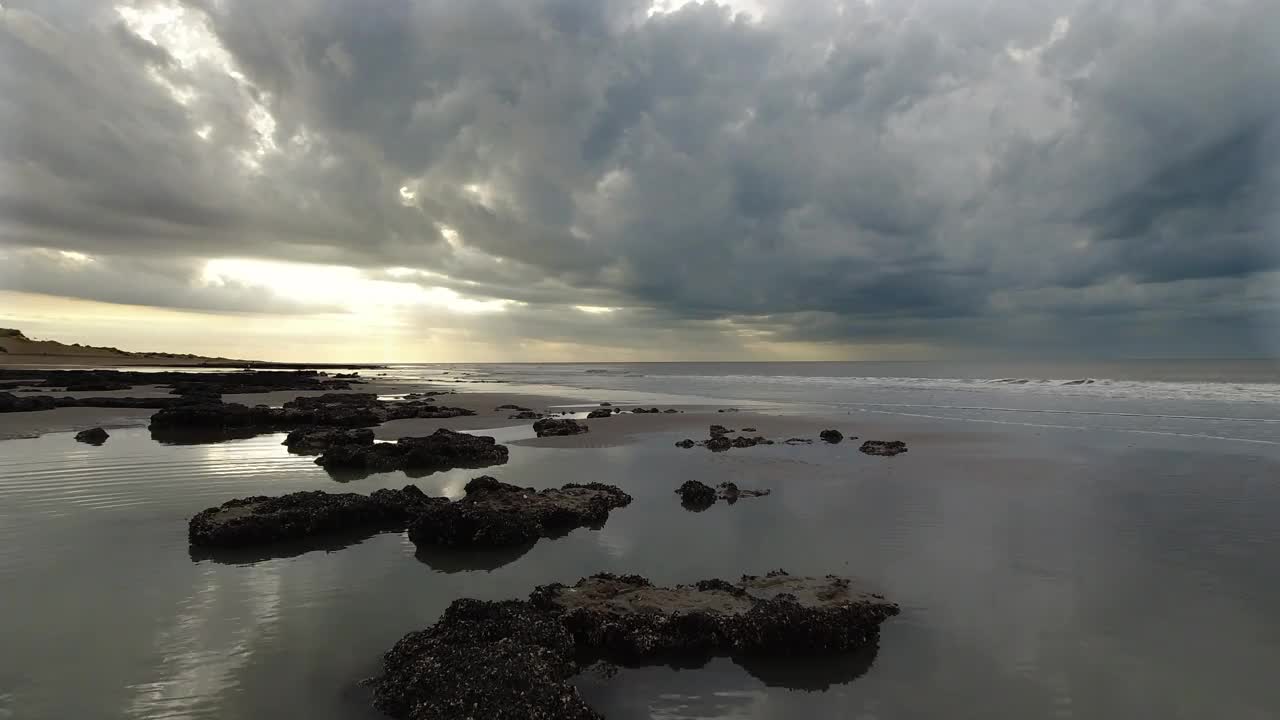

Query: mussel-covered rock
[
  {"left": 283, "top": 426, "right": 375, "bottom": 454},
  {"left": 74, "top": 427, "right": 109, "bottom": 445},
  {"left": 407, "top": 477, "right": 632, "bottom": 548},
  {"left": 315, "top": 429, "right": 509, "bottom": 475}
]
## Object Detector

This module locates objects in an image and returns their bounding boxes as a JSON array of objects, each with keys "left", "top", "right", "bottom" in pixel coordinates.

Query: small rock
[
  {"left": 674, "top": 439, "right": 696, "bottom": 449},
  {"left": 599, "top": 402, "right": 612, "bottom": 407},
  {"left": 675, "top": 480, "right": 717, "bottom": 508},
  {"left": 586, "top": 409, "right": 612, "bottom": 419},
  {"left": 709, "top": 424, "right": 733, "bottom": 437},
  {"left": 860, "top": 440, "right": 908, "bottom": 457},
  {"left": 74, "top": 427, "right": 109, "bottom": 445},
  {"left": 741, "top": 427, "right": 757, "bottom": 432},
  {"left": 785, "top": 437, "right": 813, "bottom": 445},
  {"left": 532, "top": 418, "right": 589, "bottom": 437},
  {"left": 705, "top": 436, "right": 732, "bottom": 452},
  {"left": 820, "top": 429, "right": 844, "bottom": 444}
]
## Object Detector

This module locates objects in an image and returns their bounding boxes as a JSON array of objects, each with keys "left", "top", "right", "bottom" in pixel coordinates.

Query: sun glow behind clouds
[{"left": 200, "top": 259, "right": 511, "bottom": 314}]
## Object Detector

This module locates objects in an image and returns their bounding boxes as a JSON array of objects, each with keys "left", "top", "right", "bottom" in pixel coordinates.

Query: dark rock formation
[
  {"left": 709, "top": 424, "right": 732, "bottom": 437},
  {"left": 149, "top": 394, "right": 474, "bottom": 434},
  {"left": 674, "top": 439, "right": 697, "bottom": 449},
  {"left": 315, "top": 429, "right": 509, "bottom": 475},
  {"left": 742, "top": 427, "right": 757, "bottom": 432},
  {"left": 64, "top": 382, "right": 133, "bottom": 392},
  {"left": 785, "top": 437, "right": 813, "bottom": 445},
  {"left": 730, "top": 435, "right": 773, "bottom": 448},
  {"left": 0, "top": 392, "right": 57, "bottom": 412},
  {"left": 189, "top": 486, "right": 444, "bottom": 548},
  {"left": 74, "top": 427, "right": 109, "bottom": 445},
  {"left": 283, "top": 427, "right": 375, "bottom": 454},
  {"left": 56, "top": 396, "right": 188, "bottom": 409},
  {"left": 598, "top": 402, "right": 612, "bottom": 407},
  {"left": 705, "top": 436, "right": 732, "bottom": 452},
  {"left": 717, "top": 408, "right": 740, "bottom": 413},
  {"left": 676, "top": 480, "right": 718, "bottom": 508},
  {"left": 586, "top": 409, "right": 612, "bottom": 419},
  {"left": 820, "top": 429, "right": 844, "bottom": 444},
  {"left": 663, "top": 408, "right": 679, "bottom": 413},
  {"left": 533, "top": 418, "right": 588, "bottom": 437},
  {"left": 407, "top": 476, "right": 632, "bottom": 548},
  {"left": 860, "top": 440, "right": 908, "bottom": 457},
  {"left": 495, "top": 404, "right": 532, "bottom": 411},
  {"left": 370, "top": 571, "right": 897, "bottom": 720},
  {"left": 508, "top": 410, "right": 543, "bottom": 420},
  {"left": 631, "top": 407, "right": 661, "bottom": 414}
]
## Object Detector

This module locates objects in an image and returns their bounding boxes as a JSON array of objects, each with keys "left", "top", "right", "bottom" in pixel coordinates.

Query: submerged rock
[
  {"left": 495, "top": 404, "right": 532, "bottom": 411},
  {"left": 599, "top": 402, "right": 612, "bottom": 407},
  {"left": 785, "top": 437, "right": 813, "bottom": 445},
  {"left": 730, "top": 435, "right": 773, "bottom": 448},
  {"left": 586, "top": 409, "right": 612, "bottom": 419},
  {"left": 74, "top": 427, "right": 109, "bottom": 445},
  {"left": 407, "top": 476, "right": 632, "bottom": 548},
  {"left": 315, "top": 429, "right": 509, "bottom": 475},
  {"left": 189, "top": 486, "right": 444, "bottom": 548},
  {"left": 508, "top": 410, "right": 543, "bottom": 420},
  {"left": 717, "top": 481, "right": 771, "bottom": 502},
  {"left": 860, "top": 440, "right": 908, "bottom": 457},
  {"left": 532, "top": 418, "right": 589, "bottom": 437},
  {"left": 663, "top": 408, "right": 679, "bottom": 413},
  {"left": 283, "top": 426, "right": 375, "bottom": 454},
  {"left": 370, "top": 571, "right": 898, "bottom": 720},
  {"left": 708, "top": 424, "right": 733, "bottom": 436},
  {"left": 820, "top": 429, "right": 844, "bottom": 444},
  {"left": 674, "top": 439, "right": 697, "bottom": 449}
]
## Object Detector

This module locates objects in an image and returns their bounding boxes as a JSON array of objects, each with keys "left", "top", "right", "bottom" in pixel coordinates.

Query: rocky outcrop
[
  {"left": 674, "top": 439, "right": 697, "bottom": 449},
  {"left": 495, "top": 404, "right": 532, "bottom": 411},
  {"left": 585, "top": 409, "right": 612, "bottom": 419},
  {"left": 705, "top": 436, "right": 732, "bottom": 452},
  {"left": 315, "top": 429, "right": 509, "bottom": 475},
  {"left": 74, "top": 427, "right": 109, "bottom": 445},
  {"left": 860, "top": 440, "right": 908, "bottom": 457},
  {"left": 730, "top": 435, "right": 773, "bottom": 448},
  {"left": 0, "top": 368, "right": 355, "bottom": 396},
  {"left": 188, "top": 486, "right": 444, "bottom": 548},
  {"left": 508, "top": 410, "right": 543, "bottom": 420},
  {"left": 407, "top": 476, "right": 632, "bottom": 548},
  {"left": 532, "top": 418, "right": 588, "bottom": 437},
  {"left": 820, "top": 429, "right": 844, "bottom": 443},
  {"left": 149, "top": 394, "right": 475, "bottom": 433},
  {"left": 785, "top": 437, "right": 813, "bottom": 445},
  {"left": 0, "top": 392, "right": 56, "bottom": 412},
  {"left": 283, "top": 427, "right": 375, "bottom": 454},
  {"left": 709, "top": 424, "right": 732, "bottom": 437},
  {"left": 370, "top": 571, "right": 898, "bottom": 720},
  {"left": 677, "top": 480, "right": 769, "bottom": 509}
]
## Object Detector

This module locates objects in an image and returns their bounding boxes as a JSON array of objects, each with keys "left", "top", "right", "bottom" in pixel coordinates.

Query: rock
[
  {"left": 283, "top": 427, "right": 375, "bottom": 454},
  {"left": 860, "top": 440, "right": 908, "bottom": 457},
  {"left": 55, "top": 396, "right": 188, "bottom": 409},
  {"left": 674, "top": 439, "right": 696, "bottom": 449},
  {"left": 188, "top": 486, "right": 444, "bottom": 548},
  {"left": 149, "top": 394, "right": 475, "bottom": 434},
  {"left": 508, "top": 410, "right": 542, "bottom": 420},
  {"left": 0, "top": 391, "right": 57, "bottom": 413},
  {"left": 785, "top": 437, "right": 813, "bottom": 445},
  {"left": 717, "top": 481, "right": 771, "bottom": 502},
  {"left": 663, "top": 408, "right": 679, "bottom": 413},
  {"left": 599, "top": 402, "right": 612, "bottom": 407},
  {"left": 676, "top": 480, "right": 717, "bottom": 508},
  {"left": 705, "top": 436, "right": 732, "bottom": 452},
  {"left": 532, "top": 418, "right": 588, "bottom": 437},
  {"left": 742, "top": 427, "right": 757, "bottom": 432},
  {"left": 709, "top": 424, "right": 733, "bottom": 437},
  {"left": 718, "top": 408, "right": 740, "bottom": 413},
  {"left": 407, "top": 477, "right": 632, "bottom": 548},
  {"left": 495, "top": 404, "right": 532, "bottom": 411},
  {"left": 730, "top": 435, "right": 773, "bottom": 448},
  {"left": 74, "top": 427, "right": 109, "bottom": 445},
  {"left": 585, "top": 409, "right": 612, "bottom": 419},
  {"left": 64, "top": 382, "right": 133, "bottom": 392},
  {"left": 631, "top": 407, "right": 661, "bottom": 414},
  {"left": 820, "top": 429, "right": 844, "bottom": 444},
  {"left": 315, "top": 429, "right": 509, "bottom": 475},
  {"left": 370, "top": 572, "right": 898, "bottom": 720}
]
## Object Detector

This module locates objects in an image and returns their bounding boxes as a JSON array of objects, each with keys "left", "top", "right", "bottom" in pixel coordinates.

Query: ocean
[{"left": 1, "top": 359, "right": 1277, "bottom": 719}]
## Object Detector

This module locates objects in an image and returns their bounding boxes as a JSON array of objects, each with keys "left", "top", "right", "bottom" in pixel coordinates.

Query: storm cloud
[{"left": 1, "top": 0, "right": 1277, "bottom": 358}]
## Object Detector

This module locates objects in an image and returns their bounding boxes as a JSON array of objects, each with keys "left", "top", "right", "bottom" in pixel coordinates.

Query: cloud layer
[{"left": 1, "top": 0, "right": 1277, "bottom": 358}]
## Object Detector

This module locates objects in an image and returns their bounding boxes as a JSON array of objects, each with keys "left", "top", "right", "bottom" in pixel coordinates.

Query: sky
[{"left": 1, "top": 0, "right": 1277, "bottom": 362}]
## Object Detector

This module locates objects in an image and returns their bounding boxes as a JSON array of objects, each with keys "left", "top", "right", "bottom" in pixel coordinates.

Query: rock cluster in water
[
  {"left": 407, "top": 476, "right": 632, "bottom": 548},
  {"left": 532, "top": 418, "right": 589, "bottom": 437},
  {"left": 676, "top": 480, "right": 770, "bottom": 509},
  {"left": 370, "top": 571, "right": 898, "bottom": 720},
  {"left": 315, "top": 429, "right": 509, "bottom": 475},
  {"left": 149, "top": 393, "right": 475, "bottom": 434},
  {"left": 676, "top": 425, "right": 774, "bottom": 452},
  {"left": 283, "top": 427, "right": 375, "bottom": 454}
]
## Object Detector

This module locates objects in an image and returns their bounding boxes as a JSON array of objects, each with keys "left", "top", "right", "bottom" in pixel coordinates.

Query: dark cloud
[{"left": 1, "top": 0, "right": 1276, "bottom": 356}]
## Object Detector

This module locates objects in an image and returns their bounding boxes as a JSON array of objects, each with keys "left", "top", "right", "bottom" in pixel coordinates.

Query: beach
[{"left": 1, "top": 362, "right": 1279, "bottom": 719}]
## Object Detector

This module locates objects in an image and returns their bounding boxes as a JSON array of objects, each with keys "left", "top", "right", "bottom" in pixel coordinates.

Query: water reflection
[
  {"left": 412, "top": 541, "right": 536, "bottom": 573},
  {"left": 189, "top": 528, "right": 397, "bottom": 566}
]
